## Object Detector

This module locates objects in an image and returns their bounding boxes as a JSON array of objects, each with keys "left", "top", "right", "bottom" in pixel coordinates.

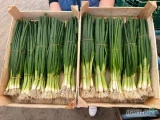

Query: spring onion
[
  {"left": 94, "top": 17, "right": 108, "bottom": 98},
  {"left": 4, "top": 20, "right": 29, "bottom": 96},
  {"left": 80, "top": 13, "right": 95, "bottom": 98},
  {"left": 60, "top": 17, "right": 78, "bottom": 99},
  {"left": 108, "top": 17, "right": 123, "bottom": 102}
]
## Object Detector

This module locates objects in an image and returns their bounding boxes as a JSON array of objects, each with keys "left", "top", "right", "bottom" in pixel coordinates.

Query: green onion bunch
[
  {"left": 18, "top": 21, "right": 38, "bottom": 100},
  {"left": 60, "top": 17, "right": 78, "bottom": 99},
  {"left": 94, "top": 17, "right": 109, "bottom": 98},
  {"left": 42, "top": 18, "right": 65, "bottom": 99},
  {"left": 31, "top": 15, "right": 48, "bottom": 99},
  {"left": 122, "top": 17, "right": 141, "bottom": 102},
  {"left": 137, "top": 19, "right": 153, "bottom": 98},
  {"left": 108, "top": 17, "right": 123, "bottom": 102},
  {"left": 80, "top": 13, "right": 95, "bottom": 98},
  {"left": 4, "top": 20, "right": 29, "bottom": 96}
]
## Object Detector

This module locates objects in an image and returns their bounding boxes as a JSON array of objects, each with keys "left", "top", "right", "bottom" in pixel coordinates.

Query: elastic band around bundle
[
  {"left": 66, "top": 40, "right": 75, "bottom": 42},
  {"left": 35, "top": 78, "right": 43, "bottom": 81},
  {"left": 95, "top": 44, "right": 108, "bottom": 46},
  {"left": 137, "top": 35, "right": 148, "bottom": 38},
  {"left": 124, "top": 42, "right": 136, "bottom": 46},
  {"left": 140, "top": 70, "right": 150, "bottom": 73},
  {"left": 122, "top": 76, "right": 132, "bottom": 79},
  {"left": 49, "top": 44, "right": 62, "bottom": 46},
  {"left": 82, "top": 38, "right": 93, "bottom": 41},
  {"left": 10, "top": 76, "right": 21, "bottom": 79},
  {"left": 27, "top": 50, "right": 34, "bottom": 52}
]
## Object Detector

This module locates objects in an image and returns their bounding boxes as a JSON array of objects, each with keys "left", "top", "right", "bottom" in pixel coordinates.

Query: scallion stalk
[{"left": 108, "top": 17, "right": 123, "bottom": 102}]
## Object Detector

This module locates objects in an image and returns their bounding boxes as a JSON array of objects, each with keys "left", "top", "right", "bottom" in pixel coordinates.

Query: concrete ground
[
  {"left": 0, "top": 107, "right": 120, "bottom": 120},
  {"left": 0, "top": 0, "right": 120, "bottom": 120}
]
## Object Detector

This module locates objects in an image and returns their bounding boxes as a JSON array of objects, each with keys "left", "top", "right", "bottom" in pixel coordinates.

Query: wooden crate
[
  {"left": 0, "top": 6, "right": 79, "bottom": 109},
  {"left": 77, "top": 1, "right": 160, "bottom": 109}
]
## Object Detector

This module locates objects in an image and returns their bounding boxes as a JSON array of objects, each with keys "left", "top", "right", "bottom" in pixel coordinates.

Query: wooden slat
[
  {"left": 81, "top": 1, "right": 143, "bottom": 17},
  {"left": 7, "top": 104, "right": 66, "bottom": 108},
  {"left": 0, "top": 19, "right": 16, "bottom": 95},
  {"left": 144, "top": 98, "right": 160, "bottom": 109},
  {"left": 75, "top": 11, "right": 82, "bottom": 106},
  {"left": 71, "top": 5, "right": 79, "bottom": 19},
  {"left": 66, "top": 99, "right": 76, "bottom": 109},
  {"left": 80, "top": 1, "right": 89, "bottom": 15},
  {"left": 77, "top": 96, "right": 88, "bottom": 108},
  {"left": 21, "top": 11, "right": 73, "bottom": 21},
  {"left": 87, "top": 103, "right": 151, "bottom": 108},
  {"left": 88, "top": 7, "right": 143, "bottom": 17},
  {"left": 8, "top": 6, "right": 24, "bottom": 20},
  {"left": 138, "top": 1, "right": 157, "bottom": 19},
  {"left": 0, "top": 96, "right": 13, "bottom": 106},
  {"left": 147, "top": 17, "right": 160, "bottom": 99}
]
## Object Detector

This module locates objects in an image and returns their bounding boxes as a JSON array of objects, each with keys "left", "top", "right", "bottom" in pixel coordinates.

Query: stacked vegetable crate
[
  {"left": 77, "top": 1, "right": 160, "bottom": 108},
  {"left": 0, "top": 6, "right": 79, "bottom": 108},
  {"left": 116, "top": 0, "right": 160, "bottom": 30}
]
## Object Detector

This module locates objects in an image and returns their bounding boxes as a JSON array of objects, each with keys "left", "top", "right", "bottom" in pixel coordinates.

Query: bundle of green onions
[
  {"left": 18, "top": 21, "right": 38, "bottom": 100},
  {"left": 122, "top": 17, "right": 141, "bottom": 102},
  {"left": 137, "top": 19, "right": 153, "bottom": 98},
  {"left": 4, "top": 20, "right": 29, "bottom": 96},
  {"left": 42, "top": 18, "right": 65, "bottom": 99},
  {"left": 94, "top": 17, "right": 108, "bottom": 98},
  {"left": 108, "top": 17, "right": 123, "bottom": 102},
  {"left": 60, "top": 17, "right": 78, "bottom": 99},
  {"left": 31, "top": 15, "right": 48, "bottom": 99},
  {"left": 80, "top": 13, "right": 95, "bottom": 98}
]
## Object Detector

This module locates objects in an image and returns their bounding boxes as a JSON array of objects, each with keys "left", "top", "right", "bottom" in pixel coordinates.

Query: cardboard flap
[
  {"left": 144, "top": 98, "right": 160, "bottom": 109},
  {"left": 138, "top": 1, "right": 157, "bottom": 19},
  {"left": 8, "top": 6, "right": 24, "bottom": 20},
  {"left": 71, "top": 5, "right": 79, "bottom": 19}
]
